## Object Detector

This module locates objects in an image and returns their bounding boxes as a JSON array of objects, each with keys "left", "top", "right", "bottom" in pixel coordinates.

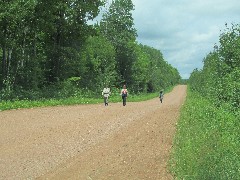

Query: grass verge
[{"left": 169, "top": 87, "right": 240, "bottom": 180}]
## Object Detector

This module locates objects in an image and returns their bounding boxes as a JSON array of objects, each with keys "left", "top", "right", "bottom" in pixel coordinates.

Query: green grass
[
  {"left": 0, "top": 97, "right": 102, "bottom": 111},
  {"left": 169, "top": 87, "right": 240, "bottom": 180}
]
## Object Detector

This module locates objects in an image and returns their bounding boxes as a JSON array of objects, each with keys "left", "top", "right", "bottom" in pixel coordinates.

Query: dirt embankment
[{"left": 0, "top": 85, "right": 187, "bottom": 180}]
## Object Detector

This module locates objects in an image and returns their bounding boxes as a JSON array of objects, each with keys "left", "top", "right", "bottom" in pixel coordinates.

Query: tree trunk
[
  {"left": 6, "top": 48, "right": 12, "bottom": 77},
  {"left": 1, "top": 18, "right": 8, "bottom": 86},
  {"left": 2, "top": 46, "right": 7, "bottom": 80}
]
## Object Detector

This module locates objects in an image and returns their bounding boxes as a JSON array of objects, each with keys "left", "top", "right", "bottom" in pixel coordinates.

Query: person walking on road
[
  {"left": 120, "top": 85, "right": 128, "bottom": 106},
  {"left": 159, "top": 90, "right": 164, "bottom": 103},
  {"left": 102, "top": 86, "right": 111, "bottom": 106}
]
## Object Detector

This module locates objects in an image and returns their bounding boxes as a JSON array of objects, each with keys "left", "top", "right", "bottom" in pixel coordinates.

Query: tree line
[
  {"left": 189, "top": 23, "right": 240, "bottom": 113},
  {"left": 0, "top": 0, "right": 180, "bottom": 100}
]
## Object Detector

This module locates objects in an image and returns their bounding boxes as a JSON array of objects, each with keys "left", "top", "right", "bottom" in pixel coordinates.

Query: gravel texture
[{"left": 0, "top": 85, "right": 187, "bottom": 180}]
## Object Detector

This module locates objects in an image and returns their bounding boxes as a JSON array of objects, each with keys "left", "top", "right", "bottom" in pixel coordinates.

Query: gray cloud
[{"left": 132, "top": 0, "right": 240, "bottom": 78}]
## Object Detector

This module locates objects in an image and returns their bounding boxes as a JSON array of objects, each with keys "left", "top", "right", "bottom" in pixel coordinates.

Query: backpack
[{"left": 122, "top": 89, "right": 127, "bottom": 97}]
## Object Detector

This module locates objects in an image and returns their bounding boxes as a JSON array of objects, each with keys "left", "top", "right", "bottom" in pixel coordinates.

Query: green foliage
[
  {"left": 0, "top": 76, "right": 14, "bottom": 100},
  {"left": 139, "top": 44, "right": 181, "bottom": 92},
  {"left": 180, "top": 79, "right": 188, "bottom": 85},
  {"left": 170, "top": 88, "right": 240, "bottom": 180},
  {"left": 189, "top": 23, "right": 240, "bottom": 112},
  {"left": 80, "top": 35, "right": 117, "bottom": 92},
  {"left": 0, "top": 0, "right": 103, "bottom": 89},
  {"left": 219, "top": 24, "right": 240, "bottom": 69},
  {"left": 100, "top": 0, "right": 137, "bottom": 85},
  {"left": 0, "top": 0, "right": 180, "bottom": 103},
  {"left": 101, "top": 0, "right": 137, "bottom": 45},
  {"left": 131, "top": 43, "right": 150, "bottom": 92}
]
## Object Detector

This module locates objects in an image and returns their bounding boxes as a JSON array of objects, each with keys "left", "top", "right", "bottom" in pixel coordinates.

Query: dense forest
[{"left": 0, "top": 0, "right": 180, "bottom": 101}]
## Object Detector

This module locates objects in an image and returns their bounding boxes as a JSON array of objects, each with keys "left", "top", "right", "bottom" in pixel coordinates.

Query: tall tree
[
  {"left": 100, "top": 0, "right": 137, "bottom": 86},
  {"left": 80, "top": 34, "right": 117, "bottom": 91},
  {"left": 0, "top": 0, "right": 37, "bottom": 91}
]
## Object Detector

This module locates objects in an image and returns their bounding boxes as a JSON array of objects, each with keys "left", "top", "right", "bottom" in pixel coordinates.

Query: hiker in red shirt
[{"left": 120, "top": 85, "right": 128, "bottom": 106}]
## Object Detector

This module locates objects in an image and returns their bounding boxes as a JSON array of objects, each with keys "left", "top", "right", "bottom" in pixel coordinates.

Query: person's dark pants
[
  {"left": 122, "top": 96, "right": 127, "bottom": 106},
  {"left": 104, "top": 97, "right": 108, "bottom": 106},
  {"left": 160, "top": 98, "right": 163, "bottom": 103}
]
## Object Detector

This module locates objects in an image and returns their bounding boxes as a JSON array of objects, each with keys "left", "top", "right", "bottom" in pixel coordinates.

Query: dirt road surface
[{"left": 0, "top": 85, "right": 187, "bottom": 180}]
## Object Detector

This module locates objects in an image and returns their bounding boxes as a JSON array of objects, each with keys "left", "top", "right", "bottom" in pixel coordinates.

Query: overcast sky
[{"left": 131, "top": 0, "right": 240, "bottom": 79}]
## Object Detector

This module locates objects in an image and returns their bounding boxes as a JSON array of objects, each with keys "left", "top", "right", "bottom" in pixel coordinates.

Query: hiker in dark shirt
[{"left": 159, "top": 90, "right": 164, "bottom": 103}]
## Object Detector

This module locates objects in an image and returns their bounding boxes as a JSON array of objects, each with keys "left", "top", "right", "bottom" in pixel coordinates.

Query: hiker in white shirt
[{"left": 102, "top": 86, "right": 111, "bottom": 106}]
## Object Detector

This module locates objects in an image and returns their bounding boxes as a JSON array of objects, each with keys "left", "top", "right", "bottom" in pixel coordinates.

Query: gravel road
[{"left": 0, "top": 85, "right": 187, "bottom": 180}]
